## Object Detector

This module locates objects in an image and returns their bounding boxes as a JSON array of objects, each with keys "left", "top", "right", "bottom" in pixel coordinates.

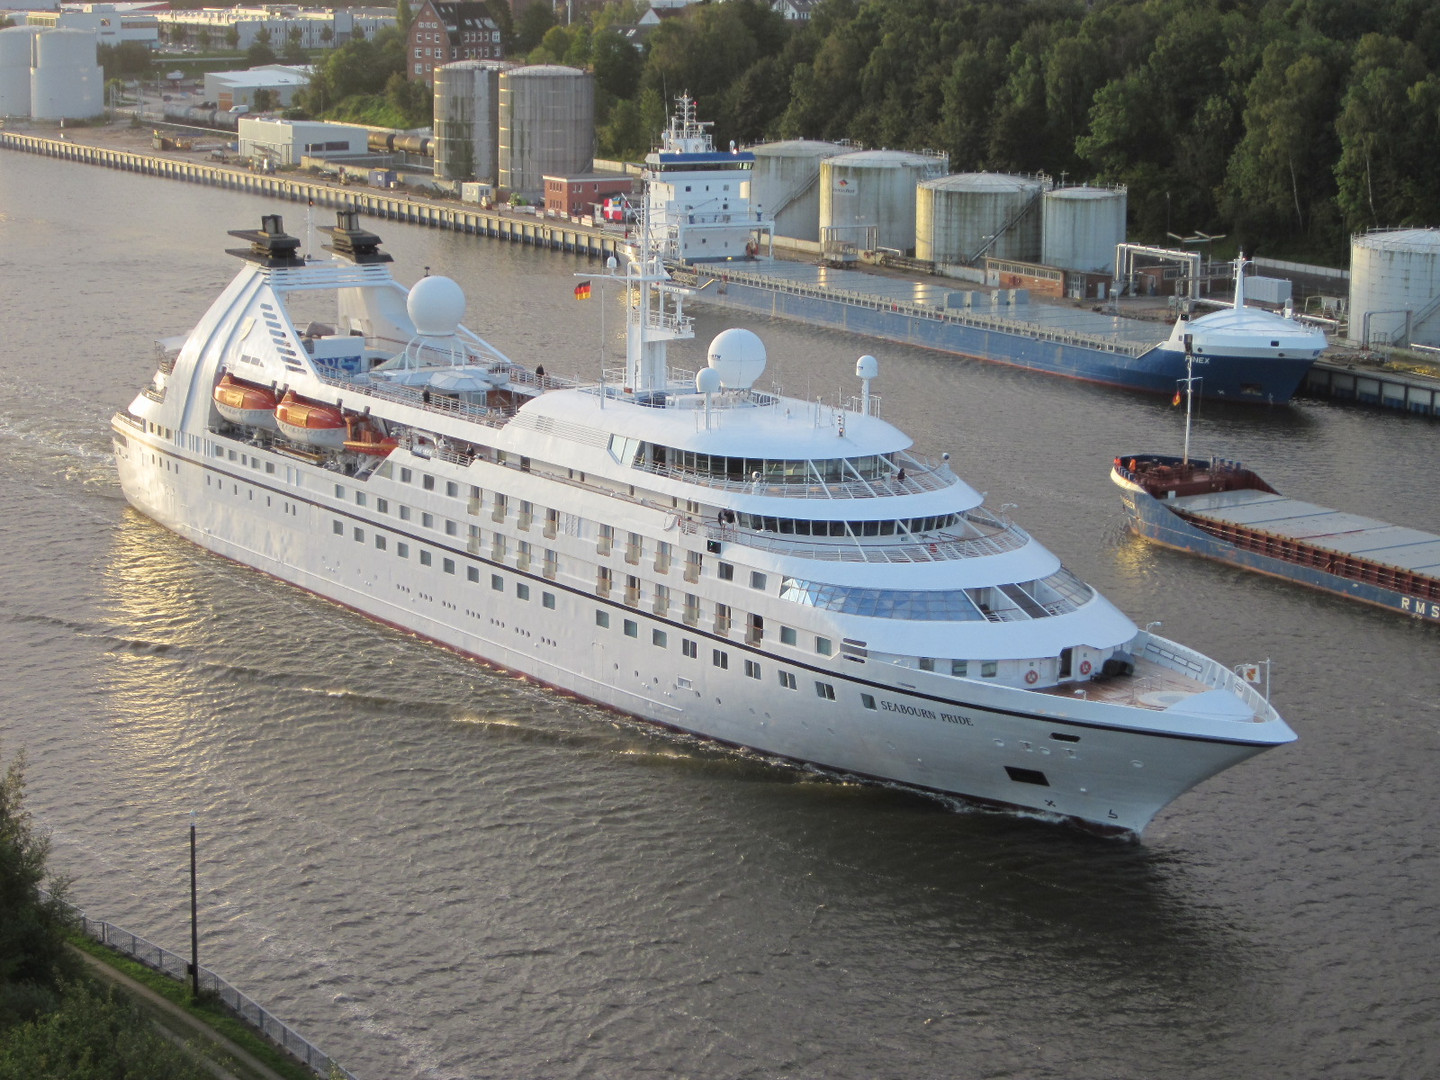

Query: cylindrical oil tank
[
  {"left": 915, "top": 172, "right": 1047, "bottom": 265},
  {"left": 434, "top": 60, "right": 508, "bottom": 183},
  {"left": 750, "top": 139, "right": 843, "bottom": 243},
  {"left": 1348, "top": 229, "right": 1440, "bottom": 347},
  {"left": 1041, "top": 185, "right": 1127, "bottom": 273},
  {"left": 498, "top": 64, "right": 594, "bottom": 201},
  {"left": 368, "top": 131, "right": 395, "bottom": 153},
  {"left": 30, "top": 28, "right": 102, "bottom": 120},
  {"left": 0, "top": 27, "right": 40, "bottom": 117},
  {"left": 819, "top": 149, "right": 948, "bottom": 254}
]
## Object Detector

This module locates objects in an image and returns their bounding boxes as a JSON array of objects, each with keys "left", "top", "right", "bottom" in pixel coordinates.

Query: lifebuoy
[
  {"left": 1079, "top": 660, "right": 1092, "bottom": 676},
  {"left": 1024, "top": 670, "right": 1039, "bottom": 685}
]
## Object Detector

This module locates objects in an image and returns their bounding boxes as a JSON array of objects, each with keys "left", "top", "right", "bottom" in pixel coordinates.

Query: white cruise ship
[{"left": 112, "top": 194, "right": 1295, "bottom": 838}]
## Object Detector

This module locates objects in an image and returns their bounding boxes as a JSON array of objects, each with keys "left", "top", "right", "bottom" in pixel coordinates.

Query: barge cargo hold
[{"left": 1111, "top": 455, "right": 1440, "bottom": 622}]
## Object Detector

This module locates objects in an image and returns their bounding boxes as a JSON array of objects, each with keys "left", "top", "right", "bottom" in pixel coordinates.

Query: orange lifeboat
[
  {"left": 344, "top": 416, "right": 399, "bottom": 456},
  {"left": 212, "top": 374, "right": 279, "bottom": 430},
  {"left": 275, "top": 390, "right": 348, "bottom": 449}
]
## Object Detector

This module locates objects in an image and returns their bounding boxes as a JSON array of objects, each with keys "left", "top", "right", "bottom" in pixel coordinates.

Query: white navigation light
[
  {"left": 408, "top": 275, "right": 466, "bottom": 337},
  {"left": 707, "top": 328, "right": 766, "bottom": 389}
]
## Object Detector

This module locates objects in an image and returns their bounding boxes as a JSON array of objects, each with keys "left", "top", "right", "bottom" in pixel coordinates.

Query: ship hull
[
  {"left": 113, "top": 418, "right": 1287, "bottom": 839},
  {"left": 683, "top": 274, "right": 1314, "bottom": 403},
  {"left": 1114, "top": 468, "right": 1440, "bottom": 623}
]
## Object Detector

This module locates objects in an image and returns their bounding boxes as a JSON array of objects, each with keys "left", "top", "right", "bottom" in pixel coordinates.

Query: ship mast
[{"left": 624, "top": 100, "right": 697, "bottom": 394}]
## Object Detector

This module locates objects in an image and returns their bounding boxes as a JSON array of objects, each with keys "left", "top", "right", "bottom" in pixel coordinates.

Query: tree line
[{"left": 518, "top": 0, "right": 1440, "bottom": 262}]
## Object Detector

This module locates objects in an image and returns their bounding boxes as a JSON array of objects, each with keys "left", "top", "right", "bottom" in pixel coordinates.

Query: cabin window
[
  {"left": 595, "top": 610, "right": 610, "bottom": 628},
  {"left": 468, "top": 566, "right": 480, "bottom": 583},
  {"left": 951, "top": 660, "right": 968, "bottom": 677},
  {"left": 652, "top": 629, "right": 668, "bottom": 648},
  {"left": 375, "top": 536, "right": 387, "bottom": 551},
  {"left": 492, "top": 574, "right": 504, "bottom": 591},
  {"left": 779, "top": 671, "right": 797, "bottom": 690},
  {"left": 981, "top": 661, "right": 998, "bottom": 678},
  {"left": 860, "top": 693, "right": 877, "bottom": 710},
  {"left": 744, "top": 660, "right": 761, "bottom": 679},
  {"left": 780, "top": 627, "right": 797, "bottom": 646},
  {"left": 815, "top": 637, "right": 832, "bottom": 656},
  {"left": 543, "top": 592, "right": 556, "bottom": 609},
  {"left": 397, "top": 542, "right": 409, "bottom": 558},
  {"left": 682, "top": 639, "right": 698, "bottom": 658},
  {"left": 376, "top": 498, "right": 389, "bottom": 514},
  {"left": 815, "top": 682, "right": 836, "bottom": 700},
  {"left": 333, "top": 520, "right": 343, "bottom": 535},
  {"left": 353, "top": 527, "right": 364, "bottom": 542},
  {"left": 624, "top": 619, "right": 638, "bottom": 638},
  {"left": 712, "top": 649, "right": 729, "bottom": 669},
  {"left": 420, "top": 550, "right": 432, "bottom": 566},
  {"left": 517, "top": 583, "right": 530, "bottom": 601},
  {"left": 443, "top": 558, "right": 455, "bottom": 574}
]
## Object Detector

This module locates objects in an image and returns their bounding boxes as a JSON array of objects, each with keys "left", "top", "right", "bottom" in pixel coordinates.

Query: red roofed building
[{"left": 407, "top": 0, "right": 505, "bottom": 85}]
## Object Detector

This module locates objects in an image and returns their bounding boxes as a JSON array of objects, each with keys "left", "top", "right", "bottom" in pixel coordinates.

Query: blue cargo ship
[
  {"left": 673, "top": 256, "right": 1327, "bottom": 404},
  {"left": 1111, "top": 454, "right": 1440, "bottom": 622}
]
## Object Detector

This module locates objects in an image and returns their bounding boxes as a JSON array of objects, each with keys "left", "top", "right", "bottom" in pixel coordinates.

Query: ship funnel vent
[
  {"left": 226, "top": 215, "right": 304, "bottom": 267},
  {"left": 319, "top": 210, "right": 393, "bottom": 265}
]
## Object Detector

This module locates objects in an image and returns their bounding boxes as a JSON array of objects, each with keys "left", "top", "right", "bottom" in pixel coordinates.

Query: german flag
[
  {"left": 574, "top": 281, "right": 591, "bottom": 300},
  {"left": 1172, "top": 389, "right": 1182, "bottom": 406}
]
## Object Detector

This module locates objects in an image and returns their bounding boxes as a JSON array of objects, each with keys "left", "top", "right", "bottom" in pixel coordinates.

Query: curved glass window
[{"left": 780, "top": 568, "right": 1093, "bottom": 622}]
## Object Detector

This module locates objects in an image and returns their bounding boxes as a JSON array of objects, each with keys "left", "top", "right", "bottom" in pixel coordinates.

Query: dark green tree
[
  {"left": 0, "top": 746, "right": 78, "bottom": 1031},
  {"left": 0, "top": 981, "right": 214, "bottom": 1080},
  {"left": 513, "top": 0, "right": 557, "bottom": 56}
]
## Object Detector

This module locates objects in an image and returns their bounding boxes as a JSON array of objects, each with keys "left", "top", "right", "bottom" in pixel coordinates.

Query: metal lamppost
[{"left": 189, "top": 811, "right": 199, "bottom": 998}]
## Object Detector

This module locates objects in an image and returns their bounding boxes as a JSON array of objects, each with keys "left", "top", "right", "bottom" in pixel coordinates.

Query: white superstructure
[
  {"left": 112, "top": 191, "right": 1296, "bottom": 839},
  {"left": 642, "top": 93, "right": 771, "bottom": 263}
]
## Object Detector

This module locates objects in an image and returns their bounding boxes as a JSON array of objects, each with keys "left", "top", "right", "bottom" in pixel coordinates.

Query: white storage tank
[
  {"left": 916, "top": 172, "right": 1047, "bottom": 265},
  {"left": 0, "top": 27, "right": 40, "bottom": 116},
  {"left": 1041, "top": 184, "right": 1127, "bottom": 273},
  {"left": 750, "top": 139, "right": 843, "bottom": 242},
  {"left": 819, "top": 149, "right": 949, "bottom": 254},
  {"left": 1348, "top": 228, "right": 1440, "bottom": 347},
  {"left": 498, "top": 64, "right": 594, "bottom": 202},
  {"left": 434, "top": 60, "right": 509, "bottom": 184},
  {"left": 30, "top": 28, "right": 102, "bottom": 120}
]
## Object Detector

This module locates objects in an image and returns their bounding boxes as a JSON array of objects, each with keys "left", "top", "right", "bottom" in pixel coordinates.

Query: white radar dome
[
  {"left": 707, "top": 328, "right": 767, "bottom": 389},
  {"left": 408, "top": 275, "right": 466, "bottom": 337},
  {"left": 695, "top": 367, "right": 723, "bottom": 394},
  {"left": 856, "top": 354, "right": 879, "bottom": 379}
]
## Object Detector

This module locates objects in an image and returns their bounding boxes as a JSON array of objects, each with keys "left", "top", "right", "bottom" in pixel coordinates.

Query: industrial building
[
  {"left": 915, "top": 172, "right": 1048, "bottom": 266},
  {"left": 543, "top": 171, "right": 634, "bottom": 216},
  {"left": 238, "top": 116, "right": 369, "bottom": 166},
  {"left": 433, "top": 58, "right": 509, "bottom": 183},
  {"left": 1348, "top": 228, "right": 1440, "bottom": 349},
  {"left": 819, "top": 149, "right": 948, "bottom": 255},
  {"left": 748, "top": 139, "right": 842, "bottom": 243},
  {"left": 204, "top": 65, "right": 311, "bottom": 112},
  {"left": 154, "top": 7, "right": 393, "bottom": 51},
  {"left": 0, "top": 25, "right": 103, "bottom": 120},
  {"left": 497, "top": 64, "right": 593, "bottom": 203},
  {"left": 22, "top": 5, "right": 159, "bottom": 48}
]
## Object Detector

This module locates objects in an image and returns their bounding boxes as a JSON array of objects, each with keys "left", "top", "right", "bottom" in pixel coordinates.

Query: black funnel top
[
  {"left": 226, "top": 214, "right": 304, "bottom": 267},
  {"left": 318, "top": 210, "right": 392, "bottom": 264}
]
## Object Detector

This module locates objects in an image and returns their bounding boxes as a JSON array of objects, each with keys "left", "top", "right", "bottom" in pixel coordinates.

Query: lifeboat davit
[
  {"left": 275, "top": 390, "right": 348, "bottom": 449},
  {"left": 212, "top": 374, "right": 279, "bottom": 430},
  {"left": 344, "top": 416, "right": 399, "bottom": 456}
]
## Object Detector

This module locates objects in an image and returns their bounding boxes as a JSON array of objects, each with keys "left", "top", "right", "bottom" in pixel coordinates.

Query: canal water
[{"left": 1, "top": 150, "right": 1438, "bottom": 1080}]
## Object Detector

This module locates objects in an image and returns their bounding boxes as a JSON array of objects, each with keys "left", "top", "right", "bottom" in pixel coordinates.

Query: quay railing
[{"left": 50, "top": 895, "right": 358, "bottom": 1079}]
